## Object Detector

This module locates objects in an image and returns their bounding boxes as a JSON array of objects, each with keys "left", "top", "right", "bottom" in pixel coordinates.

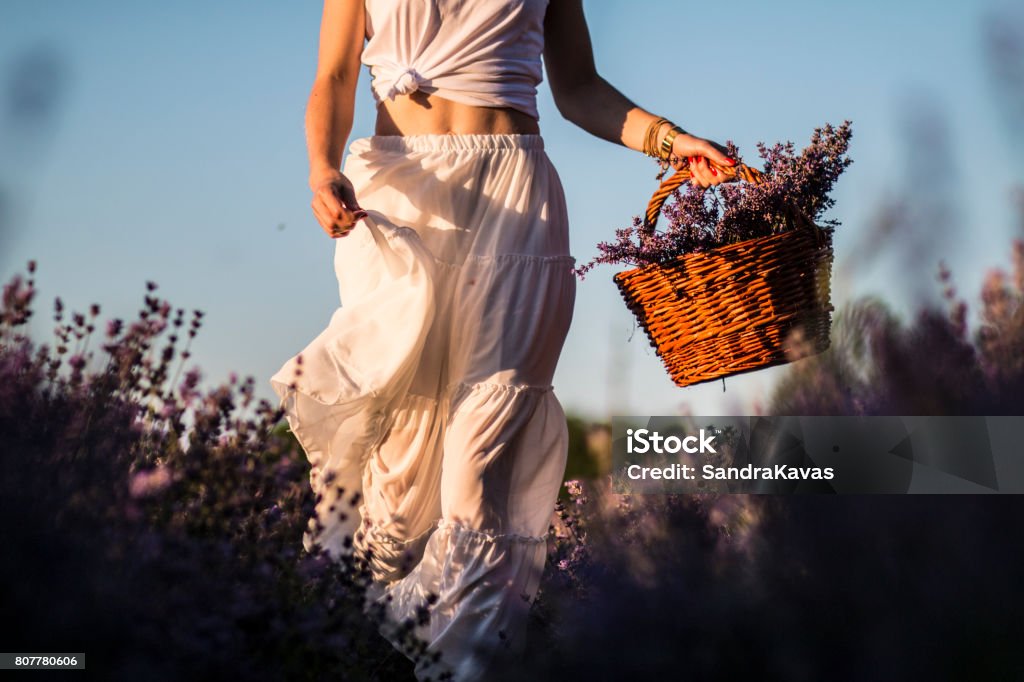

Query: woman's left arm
[{"left": 543, "top": 0, "right": 731, "bottom": 187}]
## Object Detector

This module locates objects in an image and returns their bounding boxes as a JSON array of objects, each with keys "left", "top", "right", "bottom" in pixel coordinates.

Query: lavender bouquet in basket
[
  {"left": 578, "top": 121, "right": 853, "bottom": 277},
  {"left": 586, "top": 121, "right": 853, "bottom": 388}
]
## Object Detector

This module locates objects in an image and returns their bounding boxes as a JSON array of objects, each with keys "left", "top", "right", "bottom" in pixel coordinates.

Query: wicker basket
[{"left": 613, "top": 161, "right": 834, "bottom": 388}]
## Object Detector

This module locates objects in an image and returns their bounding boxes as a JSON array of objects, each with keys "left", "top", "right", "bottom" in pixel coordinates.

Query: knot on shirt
[{"left": 386, "top": 68, "right": 425, "bottom": 100}]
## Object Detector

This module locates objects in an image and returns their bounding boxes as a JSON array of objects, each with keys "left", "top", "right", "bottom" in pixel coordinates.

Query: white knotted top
[{"left": 362, "top": 0, "right": 548, "bottom": 120}]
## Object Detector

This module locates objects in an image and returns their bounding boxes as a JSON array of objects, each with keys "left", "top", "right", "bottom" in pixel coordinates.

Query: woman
[{"left": 271, "top": 0, "right": 734, "bottom": 679}]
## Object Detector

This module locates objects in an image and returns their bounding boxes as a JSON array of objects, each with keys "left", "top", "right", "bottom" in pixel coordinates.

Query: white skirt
[{"left": 270, "top": 134, "right": 576, "bottom": 680}]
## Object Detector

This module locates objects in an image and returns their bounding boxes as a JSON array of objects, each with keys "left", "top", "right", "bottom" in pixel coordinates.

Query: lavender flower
[
  {"left": 128, "top": 464, "right": 173, "bottom": 499},
  {"left": 578, "top": 121, "right": 853, "bottom": 276}
]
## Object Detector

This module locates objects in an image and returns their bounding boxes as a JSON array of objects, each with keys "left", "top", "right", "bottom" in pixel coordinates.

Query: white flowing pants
[{"left": 271, "top": 134, "right": 576, "bottom": 680}]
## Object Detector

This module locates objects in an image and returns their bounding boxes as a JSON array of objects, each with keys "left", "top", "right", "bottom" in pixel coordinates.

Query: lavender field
[{"left": 2, "top": 221, "right": 1024, "bottom": 678}]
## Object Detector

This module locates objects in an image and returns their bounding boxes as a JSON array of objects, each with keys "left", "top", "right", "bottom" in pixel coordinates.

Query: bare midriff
[{"left": 374, "top": 91, "right": 541, "bottom": 136}]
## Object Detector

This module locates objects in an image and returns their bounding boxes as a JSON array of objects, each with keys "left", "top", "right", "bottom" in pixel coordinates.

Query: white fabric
[
  {"left": 362, "top": 0, "right": 549, "bottom": 119},
  {"left": 270, "top": 134, "right": 575, "bottom": 681}
]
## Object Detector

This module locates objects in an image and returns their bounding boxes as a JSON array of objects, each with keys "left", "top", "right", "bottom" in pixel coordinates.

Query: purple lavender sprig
[{"left": 577, "top": 121, "right": 853, "bottom": 277}]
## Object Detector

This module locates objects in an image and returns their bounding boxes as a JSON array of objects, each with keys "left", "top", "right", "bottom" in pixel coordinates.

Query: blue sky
[{"left": 1, "top": 0, "right": 1021, "bottom": 420}]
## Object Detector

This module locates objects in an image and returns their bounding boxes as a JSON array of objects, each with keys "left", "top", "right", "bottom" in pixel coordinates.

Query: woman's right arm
[{"left": 308, "top": 0, "right": 367, "bottom": 239}]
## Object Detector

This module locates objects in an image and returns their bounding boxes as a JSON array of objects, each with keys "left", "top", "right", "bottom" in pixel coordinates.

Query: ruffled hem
[
  {"left": 336, "top": 380, "right": 562, "bottom": 571},
  {"left": 275, "top": 372, "right": 564, "bottom": 563},
  {"left": 368, "top": 519, "right": 549, "bottom": 681},
  {"left": 355, "top": 511, "right": 439, "bottom": 583},
  {"left": 435, "top": 518, "right": 547, "bottom": 545}
]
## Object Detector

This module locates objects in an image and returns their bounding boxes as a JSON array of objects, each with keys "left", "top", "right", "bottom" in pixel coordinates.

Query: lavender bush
[
  {"left": 515, "top": 476, "right": 1024, "bottom": 681},
  {"left": 578, "top": 121, "right": 853, "bottom": 276},
  {"left": 0, "top": 266, "right": 430, "bottom": 681},
  {"left": 770, "top": 240, "right": 1024, "bottom": 416}
]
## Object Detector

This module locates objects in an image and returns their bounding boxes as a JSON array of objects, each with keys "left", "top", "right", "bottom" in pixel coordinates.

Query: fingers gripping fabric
[{"left": 270, "top": 134, "right": 575, "bottom": 681}]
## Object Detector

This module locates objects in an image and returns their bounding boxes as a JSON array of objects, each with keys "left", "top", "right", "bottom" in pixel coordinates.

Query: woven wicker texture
[{"left": 615, "top": 160, "right": 834, "bottom": 388}]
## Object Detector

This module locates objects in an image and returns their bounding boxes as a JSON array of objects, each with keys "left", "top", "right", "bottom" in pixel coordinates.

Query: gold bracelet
[
  {"left": 643, "top": 119, "right": 661, "bottom": 158},
  {"left": 643, "top": 117, "right": 671, "bottom": 159},
  {"left": 660, "top": 125, "right": 686, "bottom": 162}
]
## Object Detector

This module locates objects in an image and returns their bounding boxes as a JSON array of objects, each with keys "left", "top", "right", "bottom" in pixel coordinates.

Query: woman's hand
[
  {"left": 310, "top": 171, "right": 367, "bottom": 239},
  {"left": 669, "top": 133, "right": 736, "bottom": 189}
]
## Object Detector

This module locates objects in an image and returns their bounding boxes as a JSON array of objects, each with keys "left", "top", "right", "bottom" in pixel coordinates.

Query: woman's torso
[
  {"left": 363, "top": 0, "right": 548, "bottom": 136},
  {"left": 373, "top": 93, "right": 540, "bottom": 136}
]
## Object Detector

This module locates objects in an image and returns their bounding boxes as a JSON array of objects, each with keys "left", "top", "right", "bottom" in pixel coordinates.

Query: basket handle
[{"left": 644, "top": 160, "right": 764, "bottom": 229}]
